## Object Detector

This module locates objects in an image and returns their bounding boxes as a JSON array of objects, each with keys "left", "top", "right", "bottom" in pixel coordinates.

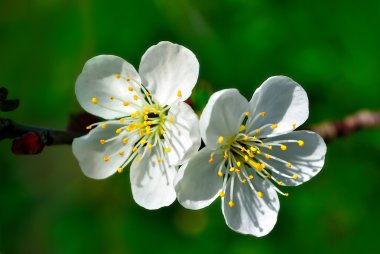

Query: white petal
[
  {"left": 139, "top": 41, "right": 199, "bottom": 105},
  {"left": 130, "top": 147, "right": 177, "bottom": 210},
  {"left": 200, "top": 89, "right": 249, "bottom": 150},
  {"left": 222, "top": 176, "right": 279, "bottom": 237},
  {"left": 75, "top": 55, "right": 143, "bottom": 119},
  {"left": 164, "top": 102, "right": 201, "bottom": 165},
  {"left": 72, "top": 124, "right": 136, "bottom": 179},
  {"left": 246, "top": 76, "right": 308, "bottom": 137},
  {"left": 259, "top": 131, "right": 326, "bottom": 186},
  {"left": 175, "top": 148, "right": 224, "bottom": 210}
]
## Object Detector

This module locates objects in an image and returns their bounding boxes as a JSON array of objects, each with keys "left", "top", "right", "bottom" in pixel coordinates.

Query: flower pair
[{"left": 73, "top": 41, "right": 327, "bottom": 236}]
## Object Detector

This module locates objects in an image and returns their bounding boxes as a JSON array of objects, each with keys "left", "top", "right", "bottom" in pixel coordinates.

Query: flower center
[
  {"left": 208, "top": 111, "right": 305, "bottom": 207},
  {"left": 86, "top": 74, "right": 182, "bottom": 173}
]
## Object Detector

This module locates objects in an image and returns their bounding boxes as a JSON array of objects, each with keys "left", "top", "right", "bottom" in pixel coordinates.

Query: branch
[{"left": 308, "top": 110, "right": 380, "bottom": 143}]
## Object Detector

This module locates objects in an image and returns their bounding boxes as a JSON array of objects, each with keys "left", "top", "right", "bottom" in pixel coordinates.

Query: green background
[{"left": 1, "top": 0, "right": 380, "bottom": 253}]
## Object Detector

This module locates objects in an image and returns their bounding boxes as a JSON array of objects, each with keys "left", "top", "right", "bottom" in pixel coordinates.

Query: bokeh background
[{"left": 1, "top": 0, "right": 380, "bottom": 253}]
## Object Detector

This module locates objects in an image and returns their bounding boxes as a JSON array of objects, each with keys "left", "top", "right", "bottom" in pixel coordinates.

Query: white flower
[
  {"left": 72, "top": 41, "right": 201, "bottom": 210},
  {"left": 174, "top": 76, "right": 327, "bottom": 236}
]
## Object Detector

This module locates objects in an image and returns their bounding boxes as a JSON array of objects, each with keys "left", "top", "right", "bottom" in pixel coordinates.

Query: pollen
[
  {"left": 256, "top": 150, "right": 262, "bottom": 155},
  {"left": 103, "top": 156, "right": 109, "bottom": 162},
  {"left": 91, "top": 97, "right": 98, "bottom": 104},
  {"left": 245, "top": 111, "right": 250, "bottom": 116},
  {"left": 131, "top": 113, "right": 136, "bottom": 119},
  {"left": 123, "top": 101, "right": 129, "bottom": 106},
  {"left": 110, "top": 96, "right": 114, "bottom": 100},
  {"left": 165, "top": 147, "right": 171, "bottom": 153},
  {"left": 219, "top": 191, "right": 225, "bottom": 197},
  {"left": 271, "top": 124, "right": 278, "bottom": 129},
  {"left": 133, "top": 95, "right": 138, "bottom": 101},
  {"left": 218, "top": 136, "right": 224, "bottom": 143},
  {"left": 261, "top": 111, "right": 266, "bottom": 117},
  {"left": 292, "top": 174, "right": 298, "bottom": 179},
  {"left": 177, "top": 90, "right": 182, "bottom": 97},
  {"left": 218, "top": 171, "right": 223, "bottom": 177},
  {"left": 228, "top": 201, "right": 235, "bottom": 207},
  {"left": 267, "top": 173, "right": 272, "bottom": 179},
  {"left": 287, "top": 162, "right": 292, "bottom": 168},
  {"left": 123, "top": 138, "right": 128, "bottom": 144},
  {"left": 117, "top": 167, "right": 123, "bottom": 173},
  {"left": 298, "top": 140, "right": 305, "bottom": 147},
  {"left": 128, "top": 86, "right": 133, "bottom": 91},
  {"left": 257, "top": 192, "right": 263, "bottom": 198},
  {"left": 280, "top": 145, "right": 287, "bottom": 151},
  {"left": 101, "top": 124, "right": 107, "bottom": 129},
  {"left": 100, "top": 139, "right": 105, "bottom": 145},
  {"left": 253, "top": 136, "right": 257, "bottom": 141}
]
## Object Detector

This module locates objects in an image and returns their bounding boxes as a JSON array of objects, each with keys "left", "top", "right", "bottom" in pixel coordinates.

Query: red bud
[{"left": 12, "top": 132, "right": 44, "bottom": 155}]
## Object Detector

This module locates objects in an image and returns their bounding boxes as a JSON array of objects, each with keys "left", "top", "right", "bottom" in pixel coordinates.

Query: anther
[
  {"left": 165, "top": 147, "right": 171, "bottom": 153},
  {"left": 116, "top": 128, "right": 122, "bottom": 134},
  {"left": 278, "top": 181, "right": 283, "bottom": 185},
  {"left": 249, "top": 175, "right": 254, "bottom": 179},
  {"left": 243, "top": 135, "right": 249, "bottom": 141},
  {"left": 218, "top": 171, "right": 223, "bottom": 177},
  {"left": 145, "top": 92, "right": 150, "bottom": 97},
  {"left": 244, "top": 155, "right": 249, "bottom": 161},
  {"left": 110, "top": 96, "right": 114, "bottom": 100},
  {"left": 224, "top": 154, "right": 229, "bottom": 159},
  {"left": 261, "top": 112, "right": 266, "bottom": 117},
  {"left": 100, "top": 139, "right": 105, "bottom": 145},
  {"left": 229, "top": 167, "right": 235, "bottom": 172},
  {"left": 242, "top": 179, "right": 247, "bottom": 183},
  {"left": 235, "top": 169, "right": 241, "bottom": 173},
  {"left": 267, "top": 173, "right": 272, "bottom": 179},
  {"left": 147, "top": 144, "right": 152, "bottom": 150},
  {"left": 157, "top": 158, "right": 162, "bottom": 164},
  {"left": 86, "top": 126, "right": 92, "bottom": 130},
  {"left": 132, "top": 147, "right": 138, "bottom": 153},
  {"left": 218, "top": 136, "right": 224, "bottom": 143},
  {"left": 268, "top": 145, "right": 273, "bottom": 150},
  {"left": 236, "top": 161, "right": 241, "bottom": 167},
  {"left": 119, "top": 118, "right": 125, "bottom": 123},
  {"left": 123, "top": 138, "right": 128, "bottom": 144},
  {"left": 114, "top": 74, "right": 121, "bottom": 79},
  {"left": 257, "top": 192, "right": 263, "bottom": 198},
  {"left": 228, "top": 201, "right": 235, "bottom": 207},
  {"left": 209, "top": 157, "right": 214, "bottom": 164},
  {"left": 239, "top": 125, "right": 245, "bottom": 131},
  {"left": 101, "top": 124, "right": 107, "bottom": 129},
  {"left": 177, "top": 90, "right": 182, "bottom": 97},
  {"left": 219, "top": 191, "right": 225, "bottom": 197},
  {"left": 271, "top": 124, "right": 278, "bottom": 129},
  {"left": 245, "top": 112, "right": 250, "bottom": 116},
  {"left": 255, "top": 129, "right": 261, "bottom": 134},
  {"left": 280, "top": 145, "right": 287, "bottom": 151},
  {"left": 265, "top": 154, "right": 271, "bottom": 160},
  {"left": 287, "top": 162, "right": 292, "bottom": 168},
  {"left": 133, "top": 95, "right": 138, "bottom": 101},
  {"left": 298, "top": 140, "right": 305, "bottom": 147},
  {"left": 160, "top": 129, "right": 165, "bottom": 135},
  {"left": 123, "top": 102, "right": 129, "bottom": 106},
  {"left": 128, "top": 86, "right": 133, "bottom": 91},
  {"left": 91, "top": 97, "right": 98, "bottom": 104},
  {"left": 117, "top": 167, "right": 123, "bottom": 173},
  {"left": 169, "top": 117, "right": 174, "bottom": 123},
  {"left": 292, "top": 174, "right": 298, "bottom": 179},
  {"left": 118, "top": 151, "right": 124, "bottom": 156},
  {"left": 103, "top": 156, "right": 109, "bottom": 162},
  {"left": 292, "top": 123, "right": 296, "bottom": 129}
]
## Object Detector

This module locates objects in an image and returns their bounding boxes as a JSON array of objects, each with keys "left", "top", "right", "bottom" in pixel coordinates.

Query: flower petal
[
  {"left": 130, "top": 147, "right": 177, "bottom": 210},
  {"left": 139, "top": 41, "right": 199, "bottom": 105},
  {"left": 75, "top": 55, "right": 143, "bottom": 119},
  {"left": 72, "top": 124, "right": 136, "bottom": 179},
  {"left": 258, "top": 131, "right": 327, "bottom": 186},
  {"left": 175, "top": 148, "right": 224, "bottom": 210},
  {"left": 200, "top": 89, "right": 249, "bottom": 150},
  {"left": 246, "top": 76, "right": 308, "bottom": 137},
  {"left": 222, "top": 176, "right": 279, "bottom": 236},
  {"left": 164, "top": 102, "right": 201, "bottom": 165}
]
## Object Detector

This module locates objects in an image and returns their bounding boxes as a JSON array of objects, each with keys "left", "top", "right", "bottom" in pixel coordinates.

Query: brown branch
[{"left": 308, "top": 110, "right": 380, "bottom": 143}]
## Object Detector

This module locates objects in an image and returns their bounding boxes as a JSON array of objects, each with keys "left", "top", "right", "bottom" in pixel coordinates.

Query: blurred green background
[{"left": 1, "top": 0, "right": 380, "bottom": 253}]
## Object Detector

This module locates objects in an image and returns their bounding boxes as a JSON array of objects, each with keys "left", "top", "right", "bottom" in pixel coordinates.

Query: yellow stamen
[
  {"left": 280, "top": 145, "right": 287, "bottom": 151},
  {"left": 249, "top": 175, "right": 254, "bottom": 179},
  {"left": 123, "top": 102, "right": 129, "bottom": 106},
  {"left": 245, "top": 111, "right": 250, "bottom": 116},
  {"left": 91, "top": 97, "right": 98, "bottom": 104},
  {"left": 116, "top": 128, "right": 122, "bottom": 134},
  {"left": 298, "top": 140, "right": 305, "bottom": 147},
  {"left": 229, "top": 167, "right": 235, "bottom": 172},
  {"left": 169, "top": 116, "right": 174, "bottom": 123},
  {"left": 103, "top": 156, "right": 109, "bottom": 162},
  {"left": 110, "top": 96, "right": 114, "bottom": 100},
  {"left": 86, "top": 126, "right": 92, "bottom": 130},
  {"left": 278, "top": 181, "right": 283, "bottom": 185},
  {"left": 223, "top": 154, "right": 228, "bottom": 159},
  {"left": 244, "top": 135, "right": 249, "bottom": 141},
  {"left": 261, "top": 112, "right": 266, "bottom": 117},
  {"left": 235, "top": 169, "right": 240, "bottom": 173},
  {"left": 177, "top": 90, "right": 182, "bottom": 97},
  {"left": 236, "top": 161, "right": 241, "bottom": 167},
  {"left": 271, "top": 124, "right": 278, "bottom": 129},
  {"left": 292, "top": 174, "right": 298, "bottom": 179},
  {"left": 284, "top": 193, "right": 289, "bottom": 196},
  {"left": 165, "top": 147, "right": 171, "bottom": 153},
  {"left": 101, "top": 124, "right": 107, "bottom": 129},
  {"left": 147, "top": 144, "right": 152, "bottom": 150},
  {"left": 123, "top": 138, "right": 128, "bottom": 144},
  {"left": 255, "top": 129, "right": 261, "bottom": 134},
  {"left": 128, "top": 86, "right": 133, "bottom": 91},
  {"left": 100, "top": 139, "right": 105, "bottom": 145},
  {"left": 244, "top": 155, "right": 249, "bottom": 161},
  {"left": 219, "top": 191, "right": 225, "bottom": 197},
  {"left": 118, "top": 151, "right": 124, "bottom": 156},
  {"left": 132, "top": 147, "right": 138, "bottom": 153},
  {"left": 209, "top": 157, "right": 214, "bottom": 164},
  {"left": 145, "top": 92, "right": 150, "bottom": 97},
  {"left": 267, "top": 173, "right": 272, "bottom": 179},
  {"left": 257, "top": 192, "right": 263, "bottom": 198},
  {"left": 114, "top": 74, "right": 121, "bottom": 79},
  {"left": 292, "top": 123, "right": 296, "bottom": 129},
  {"left": 133, "top": 95, "right": 138, "bottom": 101},
  {"left": 268, "top": 145, "right": 272, "bottom": 150},
  {"left": 218, "top": 171, "right": 223, "bottom": 177},
  {"left": 160, "top": 129, "right": 165, "bottom": 135},
  {"left": 218, "top": 136, "right": 224, "bottom": 143},
  {"left": 287, "top": 162, "right": 292, "bottom": 168},
  {"left": 157, "top": 158, "right": 162, "bottom": 164},
  {"left": 265, "top": 154, "right": 271, "bottom": 160},
  {"left": 242, "top": 179, "right": 247, "bottom": 184},
  {"left": 117, "top": 167, "right": 123, "bottom": 173},
  {"left": 228, "top": 201, "right": 235, "bottom": 207},
  {"left": 239, "top": 125, "right": 246, "bottom": 131},
  {"left": 119, "top": 118, "right": 125, "bottom": 123}
]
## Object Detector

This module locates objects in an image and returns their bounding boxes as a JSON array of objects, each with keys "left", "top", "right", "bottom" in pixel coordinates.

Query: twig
[{"left": 309, "top": 110, "right": 380, "bottom": 143}]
